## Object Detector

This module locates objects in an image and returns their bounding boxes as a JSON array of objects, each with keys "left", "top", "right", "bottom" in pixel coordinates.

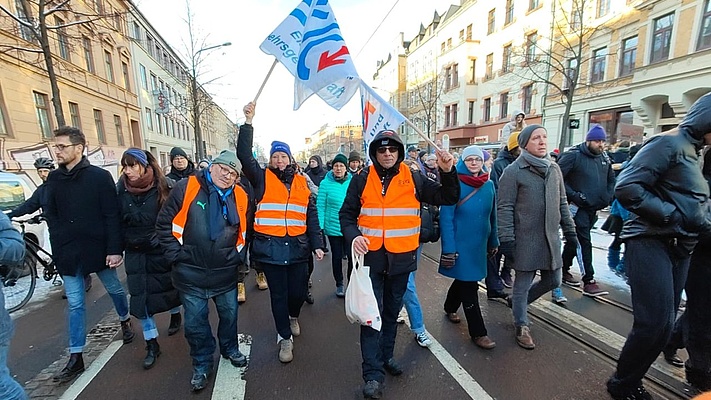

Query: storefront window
[{"left": 588, "top": 108, "right": 640, "bottom": 144}]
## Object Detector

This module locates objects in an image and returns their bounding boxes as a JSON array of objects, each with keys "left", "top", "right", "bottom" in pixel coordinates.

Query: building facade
[
  {"left": 304, "top": 122, "right": 364, "bottom": 163},
  {"left": 0, "top": 0, "right": 140, "bottom": 177},
  {"left": 544, "top": 0, "right": 711, "bottom": 147},
  {"left": 125, "top": 2, "right": 194, "bottom": 168}
]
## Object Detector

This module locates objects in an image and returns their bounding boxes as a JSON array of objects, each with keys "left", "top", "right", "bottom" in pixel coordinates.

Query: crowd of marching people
[{"left": 1, "top": 94, "right": 710, "bottom": 400}]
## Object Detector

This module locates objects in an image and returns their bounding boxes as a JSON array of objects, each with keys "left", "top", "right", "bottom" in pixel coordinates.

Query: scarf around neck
[
  {"left": 520, "top": 149, "right": 552, "bottom": 176},
  {"left": 123, "top": 166, "right": 155, "bottom": 195},
  {"left": 458, "top": 172, "right": 489, "bottom": 188},
  {"left": 205, "top": 171, "right": 238, "bottom": 241}
]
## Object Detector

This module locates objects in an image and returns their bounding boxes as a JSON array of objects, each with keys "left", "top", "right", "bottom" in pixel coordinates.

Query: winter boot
[
  {"left": 143, "top": 339, "right": 161, "bottom": 369},
  {"left": 121, "top": 318, "right": 135, "bottom": 344},
  {"left": 255, "top": 272, "right": 268, "bottom": 290},
  {"left": 168, "top": 312, "right": 181, "bottom": 336},
  {"left": 53, "top": 353, "right": 85, "bottom": 383}
]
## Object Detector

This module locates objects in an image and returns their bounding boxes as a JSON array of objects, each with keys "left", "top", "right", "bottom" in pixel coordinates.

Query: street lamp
[{"left": 190, "top": 42, "right": 231, "bottom": 159}]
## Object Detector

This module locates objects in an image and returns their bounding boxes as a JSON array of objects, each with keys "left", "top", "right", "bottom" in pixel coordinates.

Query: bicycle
[{"left": 1, "top": 215, "right": 61, "bottom": 313}]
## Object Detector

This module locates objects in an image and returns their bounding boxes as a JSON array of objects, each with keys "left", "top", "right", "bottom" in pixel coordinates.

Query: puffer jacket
[
  {"left": 0, "top": 212, "right": 26, "bottom": 344},
  {"left": 155, "top": 170, "right": 248, "bottom": 297},
  {"left": 316, "top": 170, "right": 351, "bottom": 237},
  {"left": 501, "top": 110, "right": 526, "bottom": 141},
  {"left": 490, "top": 147, "right": 517, "bottom": 190},
  {"left": 557, "top": 142, "right": 615, "bottom": 211},
  {"left": 616, "top": 92, "right": 711, "bottom": 239}
]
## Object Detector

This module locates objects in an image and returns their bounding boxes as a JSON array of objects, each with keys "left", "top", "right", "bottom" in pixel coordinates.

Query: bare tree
[
  {"left": 507, "top": 0, "right": 613, "bottom": 150},
  {"left": 0, "top": 0, "right": 128, "bottom": 127},
  {"left": 406, "top": 68, "right": 446, "bottom": 151}
]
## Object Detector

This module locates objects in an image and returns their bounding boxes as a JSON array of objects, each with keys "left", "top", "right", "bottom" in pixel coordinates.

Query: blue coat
[
  {"left": 317, "top": 170, "right": 351, "bottom": 236},
  {"left": 439, "top": 161, "right": 499, "bottom": 282}
]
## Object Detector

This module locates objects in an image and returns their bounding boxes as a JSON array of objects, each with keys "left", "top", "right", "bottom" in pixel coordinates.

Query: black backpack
[{"left": 419, "top": 203, "right": 440, "bottom": 243}]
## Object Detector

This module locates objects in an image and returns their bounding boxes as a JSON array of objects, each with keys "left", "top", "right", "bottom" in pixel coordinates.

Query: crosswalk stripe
[
  {"left": 403, "top": 316, "right": 492, "bottom": 400},
  {"left": 58, "top": 340, "right": 123, "bottom": 400},
  {"left": 211, "top": 333, "right": 252, "bottom": 400}
]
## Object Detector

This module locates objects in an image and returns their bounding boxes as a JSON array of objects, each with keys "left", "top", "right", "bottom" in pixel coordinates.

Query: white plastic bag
[{"left": 345, "top": 241, "right": 382, "bottom": 331}]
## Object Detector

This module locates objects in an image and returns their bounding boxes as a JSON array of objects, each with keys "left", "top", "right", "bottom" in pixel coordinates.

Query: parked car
[{"left": 0, "top": 171, "right": 48, "bottom": 251}]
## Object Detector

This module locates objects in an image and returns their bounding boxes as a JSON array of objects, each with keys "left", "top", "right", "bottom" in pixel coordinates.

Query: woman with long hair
[{"left": 118, "top": 148, "right": 181, "bottom": 369}]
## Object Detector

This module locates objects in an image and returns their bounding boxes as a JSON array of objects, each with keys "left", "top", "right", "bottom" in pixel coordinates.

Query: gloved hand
[
  {"left": 439, "top": 253, "right": 458, "bottom": 269},
  {"left": 498, "top": 241, "right": 515, "bottom": 262},
  {"left": 564, "top": 233, "right": 579, "bottom": 250},
  {"left": 574, "top": 192, "right": 589, "bottom": 207}
]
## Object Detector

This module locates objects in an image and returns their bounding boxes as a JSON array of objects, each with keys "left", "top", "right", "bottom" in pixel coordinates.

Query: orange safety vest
[
  {"left": 254, "top": 169, "right": 310, "bottom": 237},
  {"left": 171, "top": 176, "right": 248, "bottom": 252},
  {"left": 358, "top": 163, "right": 420, "bottom": 253}
]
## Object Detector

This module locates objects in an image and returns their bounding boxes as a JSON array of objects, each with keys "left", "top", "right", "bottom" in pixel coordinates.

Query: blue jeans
[
  {"left": 140, "top": 306, "right": 181, "bottom": 340},
  {"left": 0, "top": 342, "right": 26, "bottom": 400},
  {"left": 179, "top": 288, "right": 239, "bottom": 372},
  {"left": 64, "top": 268, "right": 130, "bottom": 353},
  {"left": 512, "top": 268, "right": 562, "bottom": 327},
  {"left": 609, "top": 238, "right": 689, "bottom": 392},
  {"left": 402, "top": 246, "right": 425, "bottom": 334},
  {"left": 485, "top": 255, "right": 505, "bottom": 295},
  {"left": 361, "top": 270, "right": 409, "bottom": 383}
]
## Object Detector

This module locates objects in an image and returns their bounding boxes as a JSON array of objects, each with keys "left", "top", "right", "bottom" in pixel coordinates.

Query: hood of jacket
[
  {"left": 510, "top": 110, "right": 525, "bottom": 122},
  {"left": 368, "top": 130, "right": 405, "bottom": 174},
  {"left": 679, "top": 92, "right": 711, "bottom": 149},
  {"left": 307, "top": 155, "right": 324, "bottom": 173},
  {"left": 577, "top": 142, "right": 603, "bottom": 159}
]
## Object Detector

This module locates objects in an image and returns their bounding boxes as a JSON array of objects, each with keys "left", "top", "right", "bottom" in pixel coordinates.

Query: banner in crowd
[
  {"left": 360, "top": 83, "right": 407, "bottom": 157},
  {"left": 260, "top": 0, "right": 360, "bottom": 110}
]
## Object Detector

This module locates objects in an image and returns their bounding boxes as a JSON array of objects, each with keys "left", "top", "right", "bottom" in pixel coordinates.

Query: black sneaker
[
  {"left": 384, "top": 358, "right": 403, "bottom": 376},
  {"left": 607, "top": 384, "right": 653, "bottom": 400},
  {"left": 487, "top": 291, "right": 510, "bottom": 304},
  {"left": 363, "top": 380, "right": 382, "bottom": 399},
  {"left": 190, "top": 366, "right": 213, "bottom": 392}
]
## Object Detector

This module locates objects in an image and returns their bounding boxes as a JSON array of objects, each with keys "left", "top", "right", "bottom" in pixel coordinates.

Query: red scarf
[
  {"left": 123, "top": 166, "right": 155, "bottom": 195},
  {"left": 458, "top": 172, "right": 489, "bottom": 188}
]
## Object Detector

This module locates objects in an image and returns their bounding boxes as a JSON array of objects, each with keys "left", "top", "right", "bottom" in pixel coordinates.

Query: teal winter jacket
[{"left": 317, "top": 170, "right": 352, "bottom": 236}]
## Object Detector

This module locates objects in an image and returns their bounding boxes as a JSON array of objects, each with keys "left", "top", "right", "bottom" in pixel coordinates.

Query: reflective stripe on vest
[
  {"left": 171, "top": 176, "right": 248, "bottom": 252},
  {"left": 358, "top": 163, "right": 420, "bottom": 253},
  {"left": 254, "top": 169, "right": 310, "bottom": 237}
]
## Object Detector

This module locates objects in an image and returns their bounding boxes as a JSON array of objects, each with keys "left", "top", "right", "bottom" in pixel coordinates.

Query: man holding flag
[{"left": 340, "top": 130, "right": 459, "bottom": 398}]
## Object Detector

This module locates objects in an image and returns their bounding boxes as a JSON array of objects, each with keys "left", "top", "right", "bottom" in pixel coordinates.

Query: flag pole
[
  {"left": 254, "top": 58, "right": 279, "bottom": 103},
  {"left": 405, "top": 119, "right": 441, "bottom": 152}
]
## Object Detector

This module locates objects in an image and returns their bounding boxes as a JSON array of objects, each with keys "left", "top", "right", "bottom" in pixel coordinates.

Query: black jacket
[
  {"left": 339, "top": 131, "right": 460, "bottom": 276},
  {"left": 118, "top": 179, "right": 179, "bottom": 318},
  {"left": 616, "top": 94, "right": 711, "bottom": 240},
  {"left": 44, "top": 157, "right": 122, "bottom": 276},
  {"left": 8, "top": 182, "right": 49, "bottom": 219},
  {"left": 490, "top": 147, "right": 517, "bottom": 191},
  {"left": 166, "top": 162, "right": 195, "bottom": 181},
  {"left": 236, "top": 124, "right": 324, "bottom": 265},
  {"left": 557, "top": 142, "right": 615, "bottom": 211},
  {"left": 305, "top": 155, "right": 327, "bottom": 187},
  {"left": 156, "top": 170, "right": 250, "bottom": 296}
]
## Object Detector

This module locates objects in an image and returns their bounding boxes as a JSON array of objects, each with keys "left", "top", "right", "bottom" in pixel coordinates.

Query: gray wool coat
[{"left": 496, "top": 156, "right": 576, "bottom": 272}]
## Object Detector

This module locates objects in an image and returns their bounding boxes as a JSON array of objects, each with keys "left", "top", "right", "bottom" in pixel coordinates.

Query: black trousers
[
  {"left": 444, "top": 279, "right": 487, "bottom": 338},
  {"left": 261, "top": 262, "right": 308, "bottom": 340},
  {"left": 327, "top": 235, "right": 352, "bottom": 286}
]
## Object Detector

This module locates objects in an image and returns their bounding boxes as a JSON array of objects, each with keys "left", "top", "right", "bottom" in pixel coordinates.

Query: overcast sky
[{"left": 135, "top": 0, "right": 456, "bottom": 152}]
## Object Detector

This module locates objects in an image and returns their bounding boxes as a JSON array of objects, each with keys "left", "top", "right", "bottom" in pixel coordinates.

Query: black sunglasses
[{"left": 376, "top": 146, "right": 399, "bottom": 154}]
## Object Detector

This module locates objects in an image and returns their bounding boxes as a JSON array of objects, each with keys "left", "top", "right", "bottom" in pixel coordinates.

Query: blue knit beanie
[
  {"left": 585, "top": 124, "right": 607, "bottom": 141},
  {"left": 270, "top": 141, "right": 292, "bottom": 159}
]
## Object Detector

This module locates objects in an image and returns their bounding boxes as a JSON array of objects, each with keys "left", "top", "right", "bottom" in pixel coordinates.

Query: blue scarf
[{"left": 205, "top": 171, "right": 239, "bottom": 241}]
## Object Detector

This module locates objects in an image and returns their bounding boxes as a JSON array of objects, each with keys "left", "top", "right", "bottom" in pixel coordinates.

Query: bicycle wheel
[{"left": 3, "top": 249, "right": 38, "bottom": 313}]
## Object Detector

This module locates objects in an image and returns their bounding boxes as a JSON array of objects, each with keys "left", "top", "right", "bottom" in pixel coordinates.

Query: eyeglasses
[
  {"left": 214, "top": 163, "right": 238, "bottom": 179},
  {"left": 376, "top": 146, "right": 399, "bottom": 154},
  {"left": 464, "top": 156, "right": 484, "bottom": 164},
  {"left": 52, "top": 143, "right": 79, "bottom": 151}
]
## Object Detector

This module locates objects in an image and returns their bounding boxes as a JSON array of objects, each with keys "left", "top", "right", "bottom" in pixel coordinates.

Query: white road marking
[
  {"left": 58, "top": 340, "right": 123, "bottom": 400},
  {"left": 404, "top": 313, "right": 493, "bottom": 400},
  {"left": 211, "top": 333, "right": 252, "bottom": 400}
]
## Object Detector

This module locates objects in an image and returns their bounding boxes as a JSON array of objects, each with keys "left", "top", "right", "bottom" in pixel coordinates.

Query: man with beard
[
  {"left": 557, "top": 125, "right": 615, "bottom": 296},
  {"left": 44, "top": 127, "right": 133, "bottom": 384},
  {"left": 167, "top": 147, "right": 196, "bottom": 181}
]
